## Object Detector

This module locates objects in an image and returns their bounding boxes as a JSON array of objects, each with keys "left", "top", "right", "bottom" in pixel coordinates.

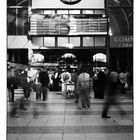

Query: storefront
[
  {"left": 7, "top": 0, "right": 133, "bottom": 73},
  {"left": 110, "top": 35, "right": 133, "bottom": 72},
  {"left": 27, "top": 0, "right": 108, "bottom": 71}
]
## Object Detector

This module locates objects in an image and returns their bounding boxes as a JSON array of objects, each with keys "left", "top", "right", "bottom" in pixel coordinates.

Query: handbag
[{"left": 124, "top": 82, "right": 128, "bottom": 89}]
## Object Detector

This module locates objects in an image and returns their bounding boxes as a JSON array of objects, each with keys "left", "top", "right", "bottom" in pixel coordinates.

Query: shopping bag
[{"left": 124, "top": 82, "right": 128, "bottom": 89}]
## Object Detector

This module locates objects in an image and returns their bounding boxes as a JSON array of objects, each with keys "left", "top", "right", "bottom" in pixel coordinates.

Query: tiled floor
[{"left": 7, "top": 89, "right": 133, "bottom": 140}]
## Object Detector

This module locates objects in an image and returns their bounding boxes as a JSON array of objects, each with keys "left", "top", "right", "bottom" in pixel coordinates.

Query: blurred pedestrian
[
  {"left": 7, "top": 66, "right": 19, "bottom": 102},
  {"left": 51, "top": 66, "right": 61, "bottom": 91},
  {"left": 38, "top": 67, "right": 50, "bottom": 101},
  {"left": 26, "top": 65, "right": 36, "bottom": 99},
  {"left": 73, "top": 69, "right": 79, "bottom": 103},
  {"left": 77, "top": 65, "right": 90, "bottom": 109},
  {"left": 19, "top": 69, "right": 30, "bottom": 100},
  {"left": 97, "top": 70, "right": 107, "bottom": 99},
  {"left": 92, "top": 70, "right": 99, "bottom": 99},
  {"left": 34, "top": 69, "right": 41, "bottom": 101},
  {"left": 102, "top": 69, "right": 126, "bottom": 118},
  {"left": 118, "top": 69, "right": 127, "bottom": 94}
]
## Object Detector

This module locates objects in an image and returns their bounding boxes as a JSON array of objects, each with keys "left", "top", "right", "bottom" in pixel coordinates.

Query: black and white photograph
[{"left": 5, "top": 0, "right": 134, "bottom": 140}]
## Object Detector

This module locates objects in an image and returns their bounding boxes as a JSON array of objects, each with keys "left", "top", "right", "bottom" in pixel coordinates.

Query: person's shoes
[{"left": 102, "top": 114, "right": 111, "bottom": 118}]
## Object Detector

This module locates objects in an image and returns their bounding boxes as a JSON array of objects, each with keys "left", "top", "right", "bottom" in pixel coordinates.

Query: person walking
[
  {"left": 119, "top": 69, "right": 127, "bottom": 94},
  {"left": 61, "top": 65, "right": 72, "bottom": 97},
  {"left": 102, "top": 69, "right": 125, "bottom": 118},
  {"left": 52, "top": 66, "right": 61, "bottom": 91},
  {"left": 97, "top": 70, "right": 107, "bottom": 99},
  {"left": 38, "top": 67, "right": 50, "bottom": 101},
  {"left": 77, "top": 65, "right": 90, "bottom": 109},
  {"left": 7, "top": 66, "right": 19, "bottom": 102}
]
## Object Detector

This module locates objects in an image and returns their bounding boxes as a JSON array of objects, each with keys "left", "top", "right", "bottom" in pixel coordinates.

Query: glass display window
[
  {"left": 58, "top": 37, "right": 68, "bottom": 47},
  {"left": 44, "top": 37, "right": 55, "bottom": 47},
  {"left": 83, "top": 37, "right": 94, "bottom": 47},
  {"left": 95, "top": 36, "right": 106, "bottom": 46}
]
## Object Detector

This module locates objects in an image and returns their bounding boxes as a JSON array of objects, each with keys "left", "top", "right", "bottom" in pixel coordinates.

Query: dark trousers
[
  {"left": 41, "top": 86, "right": 48, "bottom": 101},
  {"left": 36, "top": 85, "right": 41, "bottom": 100},
  {"left": 120, "top": 83, "right": 126, "bottom": 93},
  {"left": 23, "top": 87, "right": 31, "bottom": 99},
  {"left": 10, "top": 87, "right": 15, "bottom": 102}
]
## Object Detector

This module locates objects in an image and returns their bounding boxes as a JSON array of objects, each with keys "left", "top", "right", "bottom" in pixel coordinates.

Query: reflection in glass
[
  {"left": 82, "top": 10, "right": 94, "bottom": 14},
  {"left": 44, "top": 10, "right": 55, "bottom": 14},
  {"left": 58, "top": 37, "right": 68, "bottom": 47},
  {"left": 32, "top": 37, "right": 43, "bottom": 46},
  {"left": 57, "top": 10, "right": 69, "bottom": 14},
  {"left": 17, "top": 9, "right": 28, "bottom": 35},
  {"left": 44, "top": 37, "right": 55, "bottom": 47},
  {"left": 70, "top": 37, "right": 80, "bottom": 47},
  {"left": 83, "top": 37, "right": 94, "bottom": 47},
  {"left": 7, "top": 8, "right": 16, "bottom": 35},
  {"left": 69, "top": 10, "right": 80, "bottom": 14},
  {"left": 95, "top": 37, "right": 105, "bottom": 46}
]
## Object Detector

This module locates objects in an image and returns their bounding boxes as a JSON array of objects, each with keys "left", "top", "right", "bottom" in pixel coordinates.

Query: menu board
[{"left": 29, "top": 14, "right": 107, "bottom": 35}]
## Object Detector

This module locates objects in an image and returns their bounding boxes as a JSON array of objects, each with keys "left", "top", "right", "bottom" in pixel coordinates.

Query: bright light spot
[
  {"left": 62, "top": 53, "right": 76, "bottom": 58},
  {"left": 93, "top": 53, "right": 107, "bottom": 62},
  {"left": 66, "top": 43, "right": 74, "bottom": 49},
  {"left": 32, "top": 53, "right": 44, "bottom": 62},
  {"left": 109, "top": 27, "right": 113, "bottom": 36}
]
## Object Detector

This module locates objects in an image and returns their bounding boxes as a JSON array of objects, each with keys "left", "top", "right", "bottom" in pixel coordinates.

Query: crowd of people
[{"left": 7, "top": 64, "right": 132, "bottom": 118}]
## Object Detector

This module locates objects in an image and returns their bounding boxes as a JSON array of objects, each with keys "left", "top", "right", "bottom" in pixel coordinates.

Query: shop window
[
  {"left": 83, "top": 37, "right": 94, "bottom": 47},
  {"left": 44, "top": 37, "right": 55, "bottom": 47},
  {"left": 94, "top": 10, "right": 105, "bottom": 15},
  {"left": 44, "top": 10, "right": 55, "bottom": 14},
  {"left": 7, "top": 0, "right": 16, "bottom": 6},
  {"left": 17, "top": 8, "right": 28, "bottom": 35},
  {"left": 82, "top": 10, "right": 94, "bottom": 14},
  {"left": 7, "top": 8, "right": 16, "bottom": 35},
  {"left": 95, "top": 37, "right": 106, "bottom": 46},
  {"left": 70, "top": 37, "right": 80, "bottom": 47},
  {"left": 8, "top": 0, "right": 28, "bottom": 6},
  {"left": 32, "top": 37, "right": 43, "bottom": 46},
  {"left": 58, "top": 37, "right": 68, "bottom": 47},
  {"left": 7, "top": 8, "right": 28, "bottom": 35},
  {"left": 32, "top": 9, "right": 44, "bottom": 14},
  {"left": 93, "top": 53, "right": 106, "bottom": 62},
  {"left": 69, "top": 10, "right": 80, "bottom": 14},
  {"left": 57, "top": 10, "right": 69, "bottom": 14}
]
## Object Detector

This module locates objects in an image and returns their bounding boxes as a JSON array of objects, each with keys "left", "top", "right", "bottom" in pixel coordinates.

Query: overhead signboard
[
  {"left": 29, "top": 14, "right": 107, "bottom": 35},
  {"left": 110, "top": 36, "right": 133, "bottom": 48},
  {"left": 32, "top": 0, "right": 105, "bottom": 9}
]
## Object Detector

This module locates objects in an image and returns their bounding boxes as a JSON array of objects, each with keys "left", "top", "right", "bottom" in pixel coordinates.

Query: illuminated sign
[
  {"left": 29, "top": 14, "right": 107, "bottom": 35},
  {"left": 110, "top": 36, "right": 133, "bottom": 48},
  {"left": 32, "top": 0, "right": 104, "bottom": 9}
]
